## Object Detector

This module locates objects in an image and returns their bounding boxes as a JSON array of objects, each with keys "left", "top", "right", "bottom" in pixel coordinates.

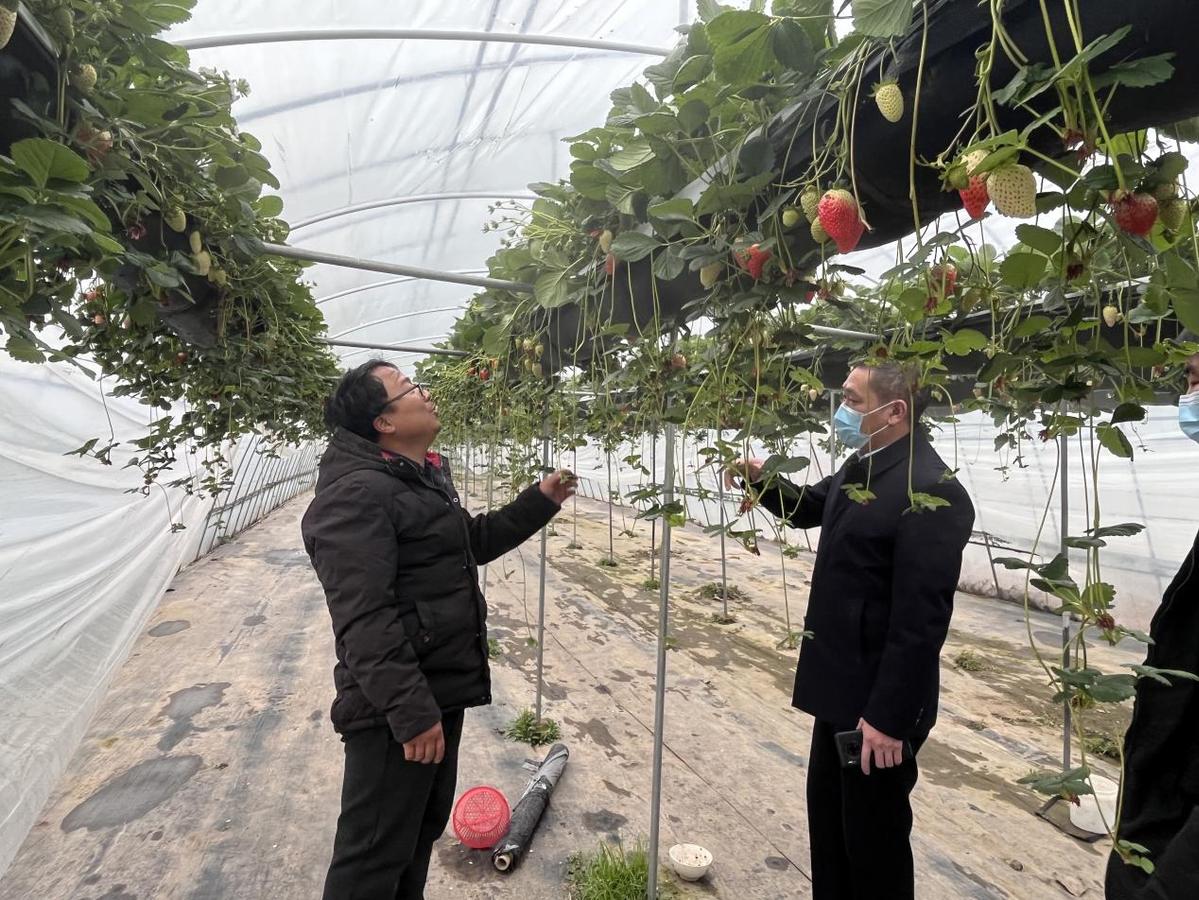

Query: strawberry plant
[
  {"left": 0, "top": 0, "right": 337, "bottom": 492},
  {"left": 416, "top": 1, "right": 1199, "bottom": 876}
]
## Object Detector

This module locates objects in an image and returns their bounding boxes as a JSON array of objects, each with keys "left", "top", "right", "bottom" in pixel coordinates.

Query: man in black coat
[
  {"left": 727, "top": 360, "right": 974, "bottom": 900},
  {"left": 301, "top": 360, "right": 574, "bottom": 900},
  {"left": 1106, "top": 351, "right": 1199, "bottom": 899}
]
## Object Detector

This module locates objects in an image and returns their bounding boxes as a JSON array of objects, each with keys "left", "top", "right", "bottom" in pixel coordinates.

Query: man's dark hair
[
  {"left": 857, "top": 359, "right": 932, "bottom": 421},
  {"left": 324, "top": 359, "right": 397, "bottom": 439}
]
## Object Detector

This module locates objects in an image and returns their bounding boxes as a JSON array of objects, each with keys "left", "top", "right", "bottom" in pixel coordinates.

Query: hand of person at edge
[
  {"left": 540, "top": 469, "right": 578, "bottom": 505},
  {"left": 723, "top": 457, "right": 765, "bottom": 490},
  {"left": 403, "top": 721, "right": 445, "bottom": 764},
  {"left": 858, "top": 717, "right": 903, "bottom": 775}
]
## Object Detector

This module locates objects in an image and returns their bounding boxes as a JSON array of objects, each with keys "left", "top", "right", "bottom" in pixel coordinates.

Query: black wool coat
[
  {"left": 1106, "top": 526, "right": 1199, "bottom": 899},
  {"left": 301, "top": 428, "right": 560, "bottom": 744},
  {"left": 755, "top": 430, "right": 975, "bottom": 739}
]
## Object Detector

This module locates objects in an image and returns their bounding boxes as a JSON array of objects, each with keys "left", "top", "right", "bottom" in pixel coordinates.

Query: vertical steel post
[
  {"left": 646, "top": 421, "right": 675, "bottom": 900},
  {"left": 535, "top": 434, "right": 551, "bottom": 722},
  {"left": 1060, "top": 429, "right": 1072, "bottom": 770},
  {"left": 649, "top": 432, "right": 658, "bottom": 582},
  {"left": 716, "top": 429, "right": 728, "bottom": 618}
]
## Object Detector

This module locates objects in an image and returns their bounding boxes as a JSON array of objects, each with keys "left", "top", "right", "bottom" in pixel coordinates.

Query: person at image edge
[
  {"left": 726, "top": 359, "right": 975, "bottom": 900},
  {"left": 301, "top": 359, "right": 574, "bottom": 900},
  {"left": 1105, "top": 349, "right": 1199, "bottom": 900}
]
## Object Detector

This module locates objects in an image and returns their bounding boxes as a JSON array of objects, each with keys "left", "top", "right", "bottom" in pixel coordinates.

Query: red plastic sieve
[{"left": 452, "top": 785, "right": 511, "bottom": 850}]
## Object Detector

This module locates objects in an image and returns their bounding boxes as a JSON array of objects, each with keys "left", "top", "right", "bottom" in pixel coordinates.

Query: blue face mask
[
  {"left": 833, "top": 401, "right": 896, "bottom": 450},
  {"left": 1180, "top": 392, "right": 1199, "bottom": 443}
]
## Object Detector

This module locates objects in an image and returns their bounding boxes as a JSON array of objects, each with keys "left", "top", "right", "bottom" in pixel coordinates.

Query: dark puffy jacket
[
  {"left": 1106, "top": 526, "right": 1199, "bottom": 899},
  {"left": 301, "top": 428, "right": 560, "bottom": 744}
]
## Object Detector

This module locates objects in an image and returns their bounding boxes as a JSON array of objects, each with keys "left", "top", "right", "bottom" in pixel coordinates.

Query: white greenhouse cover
[
  {"left": 167, "top": 0, "right": 701, "bottom": 370},
  {"left": 2, "top": 0, "right": 1199, "bottom": 881}
]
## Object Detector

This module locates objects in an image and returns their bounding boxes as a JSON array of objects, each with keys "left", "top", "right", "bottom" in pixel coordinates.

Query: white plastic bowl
[
  {"left": 1069, "top": 774, "right": 1119, "bottom": 835},
  {"left": 668, "top": 843, "right": 713, "bottom": 881}
]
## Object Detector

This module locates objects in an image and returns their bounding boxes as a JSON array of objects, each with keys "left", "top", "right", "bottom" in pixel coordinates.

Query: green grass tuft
[
  {"left": 504, "top": 709, "right": 561, "bottom": 747},
  {"left": 1083, "top": 732, "right": 1123, "bottom": 761},
  {"left": 697, "top": 581, "right": 748, "bottom": 603},
  {"left": 566, "top": 840, "right": 677, "bottom": 899},
  {"left": 954, "top": 649, "right": 986, "bottom": 672}
]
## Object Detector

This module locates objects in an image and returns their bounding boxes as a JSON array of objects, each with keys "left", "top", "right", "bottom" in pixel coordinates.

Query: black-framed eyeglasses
[{"left": 375, "top": 383, "right": 430, "bottom": 416}]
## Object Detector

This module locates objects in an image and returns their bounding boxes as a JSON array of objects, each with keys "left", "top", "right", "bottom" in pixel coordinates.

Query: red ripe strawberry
[
  {"left": 746, "top": 245, "right": 771, "bottom": 280},
  {"left": 603, "top": 252, "right": 617, "bottom": 277},
  {"left": 1111, "top": 191, "right": 1158, "bottom": 237},
  {"left": 478, "top": 368, "right": 490, "bottom": 381},
  {"left": 733, "top": 244, "right": 772, "bottom": 281},
  {"left": 959, "top": 176, "right": 989, "bottom": 219},
  {"left": 817, "top": 189, "right": 865, "bottom": 254}
]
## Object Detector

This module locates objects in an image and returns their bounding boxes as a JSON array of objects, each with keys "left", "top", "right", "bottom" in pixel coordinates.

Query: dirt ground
[{"left": 0, "top": 486, "right": 1144, "bottom": 899}]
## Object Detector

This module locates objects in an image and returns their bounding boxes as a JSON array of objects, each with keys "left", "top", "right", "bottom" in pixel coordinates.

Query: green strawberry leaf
[
  {"left": 851, "top": 0, "right": 913, "bottom": 38},
  {"left": 1096, "top": 422, "right": 1133, "bottom": 459}
]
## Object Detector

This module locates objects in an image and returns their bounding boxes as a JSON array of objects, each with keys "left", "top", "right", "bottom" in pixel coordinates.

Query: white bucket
[{"left": 1069, "top": 774, "right": 1119, "bottom": 835}]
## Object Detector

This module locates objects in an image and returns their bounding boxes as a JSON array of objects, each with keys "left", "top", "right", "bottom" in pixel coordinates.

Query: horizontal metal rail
[
  {"left": 315, "top": 272, "right": 488, "bottom": 306},
  {"left": 264, "top": 243, "right": 533, "bottom": 293},
  {"left": 206, "top": 466, "right": 318, "bottom": 519},
  {"left": 329, "top": 306, "right": 463, "bottom": 339},
  {"left": 320, "top": 337, "right": 467, "bottom": 358},
  {"left": 292, "top": 192, "right": 539, "bottom": 231},
  {"left": 176, "top": 28, "right": 672, "bottom": 57}
]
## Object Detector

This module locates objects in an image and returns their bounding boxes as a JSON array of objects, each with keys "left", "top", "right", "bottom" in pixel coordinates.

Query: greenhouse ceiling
[{"left": 166, "top": 0, "right": 702, "bottom": 371}]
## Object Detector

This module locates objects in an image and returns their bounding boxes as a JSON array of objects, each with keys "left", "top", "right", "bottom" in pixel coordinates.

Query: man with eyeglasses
[{"left": 302, "top": 359, "right": 575, "bottom": 899}]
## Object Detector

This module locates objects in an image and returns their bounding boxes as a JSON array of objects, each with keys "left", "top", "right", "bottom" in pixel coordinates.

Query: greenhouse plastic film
[{"left": 0, "top": 354, "right": 317, "bottom": 874}]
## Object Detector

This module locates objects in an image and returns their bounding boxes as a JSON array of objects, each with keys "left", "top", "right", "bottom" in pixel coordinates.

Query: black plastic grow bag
[{"left": 535, "top": 0, "right": 1199, "bottom": 372}]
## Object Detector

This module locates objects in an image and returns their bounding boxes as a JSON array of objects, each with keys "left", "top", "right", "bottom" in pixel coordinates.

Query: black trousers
[
  {"left": 322, "top": 711, "right": 465, "bottom": 900},
  {"left": 806, "top": 719, "right": 923, "bottom": 900}
]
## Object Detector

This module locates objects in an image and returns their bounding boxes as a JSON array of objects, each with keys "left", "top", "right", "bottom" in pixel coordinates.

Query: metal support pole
[
  {"left": 649, "top": 432, "right": 658, "bottom": 582},
  {"left": 607, "top": 451, "right": 615, "bottom": 564},
  {"left": 535, "top": 435, "right": 551, "bottom": 723},
  {"left": 1060, "top": 429, "right": 1072, "bottom": 770},
  {"left": 717, "top": 429, "right": 728, "bottom": 619},
  {"left": 480, "top": 445, "right": 496, "bottom": 592},
  {"left": 646, "top": 421, "right": 676, "bottom": 900},
  {"left": 829, "top": 391, "right": 838, "bottom": 470}
]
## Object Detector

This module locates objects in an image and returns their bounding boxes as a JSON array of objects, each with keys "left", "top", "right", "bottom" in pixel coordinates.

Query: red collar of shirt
[{"left": 380, "top": 449, "right": 443, "bottom": 469}]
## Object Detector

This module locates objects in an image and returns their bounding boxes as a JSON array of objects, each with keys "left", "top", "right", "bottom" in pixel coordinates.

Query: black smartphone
[{"left": 834, "top": 729, "right": 914, "bottom": 769}]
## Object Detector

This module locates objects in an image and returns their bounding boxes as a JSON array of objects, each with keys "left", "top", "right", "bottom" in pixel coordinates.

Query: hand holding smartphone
[{"left": 834, "top": 729, "right": 914, "bottom": 770}]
